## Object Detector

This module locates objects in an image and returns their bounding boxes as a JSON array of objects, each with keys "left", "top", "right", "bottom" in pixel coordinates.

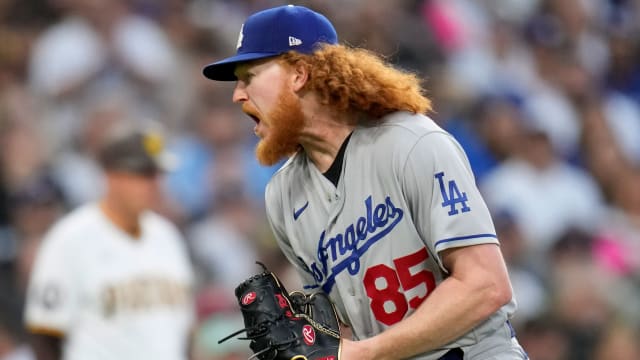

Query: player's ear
[{"left": 290, "top": 63, "right": 309, "bottom": 92}]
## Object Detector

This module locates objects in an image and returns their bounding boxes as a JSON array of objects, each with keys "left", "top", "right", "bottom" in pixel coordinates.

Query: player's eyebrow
[{"left": 233, "top": 64, "right": 252, "bottom": 81}]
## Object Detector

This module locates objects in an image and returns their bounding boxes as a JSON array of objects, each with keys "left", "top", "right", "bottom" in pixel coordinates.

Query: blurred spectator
[
  {"left": 0, "top": 122, "right": 47, "bottom": 195},
  {"left": 520, "top": 18, "right": 582, "bottom": 159},
  {"left": 546, "top": 230, "right": 640, "bottom": 359},
  {"left": 186, "top": 183, "right": 261, "bottom": 293},
  {"left": 7, "top": 174, "right": 66, "bottom": 241},
  {"left": 593, "top": 321, "right": 640, "bottom": 360},
  {"left": 605, "top": 24, "right": 640, "bottom": 104},
  {"left": 480, "top": 103, "right": 604, "bottom": 264},
  {"left": 601, "top": 92, "right": 640, "bottom": 167},
  {"left": 444, "top": 95, "right": 525, "bottom": 181},
  {"left": 440, "top": 4, "right": 537, "bottom": 102},
  {"left": 321, "top": 0, "right": 439, "bottom": 73},
  {"left": 578, "top": 98, "right": 630, "bottom": 197},
  {"left": 0, "top": 0, "right": 57, "bottom": 90},
  {"left": 517, "top": 316, "right": 570, "bottom": 360},
  {"left": 49, "top": 100, "right": 128, "bottom": 207},
  {"left": 28, "top": 0, "right": 179, "bottom": 152},
  {"left": 165, "top": 99, "right": 278, "bottom": 220},
  {"left": 494, "top": 211, "right": 548, "bottom": 325},
  {"left": 0, "top": 118, "right": 65, "bottom": 299},
  {"left": 558, "top": 59, "right": 640, "bottom": 169},
  {"left": 4, "top": 173, "right": 67, "bottom": 296},
  {"left": 593, "top": 168, "right": 640, "bottom": 277},
  {"left": 543, "top": 0, "right": 610, "bottom": 78}
]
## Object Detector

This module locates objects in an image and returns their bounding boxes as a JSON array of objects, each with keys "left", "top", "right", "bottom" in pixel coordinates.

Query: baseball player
[
  {"left": 203, "top": 5, "right": 527, "bottom": 360},
  {"left": 24, "top": 124, "right": 194, "bottom": 360}
]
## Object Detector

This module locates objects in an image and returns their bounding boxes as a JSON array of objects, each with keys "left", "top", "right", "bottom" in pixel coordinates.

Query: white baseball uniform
[
  {"left": 265, "top": 112, "right": 526, "bottom": 359},
  {"left": 25, "top": 203, "right": 194, "bottom": 360}
]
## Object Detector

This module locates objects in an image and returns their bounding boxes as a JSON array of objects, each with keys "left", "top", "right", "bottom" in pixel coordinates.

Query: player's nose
[{"left": 232, "top": 82, "right": 248, "bottom": 103}]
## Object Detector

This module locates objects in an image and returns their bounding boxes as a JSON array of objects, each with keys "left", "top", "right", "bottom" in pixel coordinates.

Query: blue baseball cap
[{"left": 202, "top": 5, "right": 338, "bottom": 81}]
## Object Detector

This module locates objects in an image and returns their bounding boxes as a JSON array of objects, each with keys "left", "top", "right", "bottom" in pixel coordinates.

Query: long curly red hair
[{"left": 279, "top": 44, "right": 432, "bottom": 120}]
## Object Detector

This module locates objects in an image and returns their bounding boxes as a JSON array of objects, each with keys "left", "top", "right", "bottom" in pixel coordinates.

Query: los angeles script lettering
[{"left": 309, "top": 195, "right": 404, "bottom": 293}]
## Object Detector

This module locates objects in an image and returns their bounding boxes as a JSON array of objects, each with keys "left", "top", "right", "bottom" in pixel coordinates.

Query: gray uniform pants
[{"left": 460, "top": 321, "right": 528, "bottom": 359}]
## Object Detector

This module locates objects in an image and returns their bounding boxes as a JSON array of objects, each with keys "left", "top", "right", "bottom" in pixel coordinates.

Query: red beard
[{"left": 253, "top": 85, "right": 305, "bottom": 166}]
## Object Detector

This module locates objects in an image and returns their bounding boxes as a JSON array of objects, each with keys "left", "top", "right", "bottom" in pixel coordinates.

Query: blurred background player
[{"left": 23, "top": 122, "right": 195, "bottom": 360}]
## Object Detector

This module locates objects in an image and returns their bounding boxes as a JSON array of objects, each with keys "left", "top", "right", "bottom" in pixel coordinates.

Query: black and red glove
[{"left": 219, "top": 263, "right": 341, "bottom": 360}]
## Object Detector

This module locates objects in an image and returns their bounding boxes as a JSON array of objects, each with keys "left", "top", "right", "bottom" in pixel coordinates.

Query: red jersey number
[{"left": 363, "top": 248, "right": 436, "bottom": 326}]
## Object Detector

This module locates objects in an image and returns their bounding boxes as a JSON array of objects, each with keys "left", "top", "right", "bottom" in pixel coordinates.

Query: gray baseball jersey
[{"left": 265, "top": 112, "right": 525, "bottom": 359}]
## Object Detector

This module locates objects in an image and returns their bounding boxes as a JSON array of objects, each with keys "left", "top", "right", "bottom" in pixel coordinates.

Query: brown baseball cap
[{"left": 97, "top": 127, "right": 176, "bottom": 175}]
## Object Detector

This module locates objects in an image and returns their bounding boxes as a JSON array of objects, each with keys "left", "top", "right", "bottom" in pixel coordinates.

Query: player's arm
[
  {"left": 24, "top": 223, "right": 79, "bottom": 360},
  {"left": 29, "top": 332, "right": 64, "bottom": 360},
  {"left": 340, "top": 131, "right": 514, "bottom": 359},
  {"left": 342, "top": 243, "right": 512, "bottom": 359}
]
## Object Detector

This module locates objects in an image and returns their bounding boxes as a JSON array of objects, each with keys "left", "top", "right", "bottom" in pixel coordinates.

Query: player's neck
[
  {"left": 99, "top": 197, "right": 142, "bottom": 239},
  {"left": 298, "top": 106, "right": 357, "bottom": 173}
]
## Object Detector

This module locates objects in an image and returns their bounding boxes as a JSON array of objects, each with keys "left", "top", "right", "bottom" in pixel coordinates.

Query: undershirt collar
[{"left": 322, "top": 132, "right": 353, "bottom": 187}]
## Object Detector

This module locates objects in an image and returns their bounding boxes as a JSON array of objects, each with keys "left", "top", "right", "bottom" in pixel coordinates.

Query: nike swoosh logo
[{"left": 293, "top": 201, "right": 309, "bottom": 221}]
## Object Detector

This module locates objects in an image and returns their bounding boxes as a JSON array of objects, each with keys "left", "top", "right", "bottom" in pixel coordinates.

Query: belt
[
  {"left": 437, "top": 321, "right": 517, "bottom": 360},
  {"left": 439, "top": 348, "right": 463, "bottom": 360}
]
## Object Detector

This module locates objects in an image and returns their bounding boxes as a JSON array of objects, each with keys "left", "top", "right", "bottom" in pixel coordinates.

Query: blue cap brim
[{"left": 202, "top": 52, "right": 280, "bottom": 81}]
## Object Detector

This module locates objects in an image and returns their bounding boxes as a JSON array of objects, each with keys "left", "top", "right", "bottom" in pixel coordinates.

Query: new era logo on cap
[
  {"left": 289, "top": 36, "right": 302, "bottom": 46},
  {"left": 203, "top": 5, "right": 338, "bottom": 81}
]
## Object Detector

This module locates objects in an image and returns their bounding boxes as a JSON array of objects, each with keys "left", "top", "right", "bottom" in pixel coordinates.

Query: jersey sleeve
[
  {"left": 401, "top": 131, "right": 498, "bottom": 271},
  {"left": 265, "top": 181, "right": 317, "bottom": 288},
  {"left": 24, "top": 224, "right": 80, "bottom": 335}
]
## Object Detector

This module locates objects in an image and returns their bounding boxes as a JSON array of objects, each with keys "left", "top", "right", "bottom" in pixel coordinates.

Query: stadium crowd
[{"left": 0, "top": 0, "right": 639, "bottom": 359}]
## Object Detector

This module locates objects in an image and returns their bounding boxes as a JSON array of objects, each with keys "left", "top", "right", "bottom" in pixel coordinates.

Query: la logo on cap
[{"left": 236, "top": 24, "right": 244, "bottom": 49}]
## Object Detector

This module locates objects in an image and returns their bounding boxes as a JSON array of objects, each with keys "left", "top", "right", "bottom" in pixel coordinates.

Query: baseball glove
[{"left": 219, "top": 263, "right": 341, "bottom": 360}]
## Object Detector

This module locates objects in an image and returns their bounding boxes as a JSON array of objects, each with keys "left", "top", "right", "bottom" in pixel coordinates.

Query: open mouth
[
  {"left": 248, "top": 114, "right": 260, "bottom": 124},
  {"left": 243, "top": 109, "right": 260, "bottom": 124}
]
